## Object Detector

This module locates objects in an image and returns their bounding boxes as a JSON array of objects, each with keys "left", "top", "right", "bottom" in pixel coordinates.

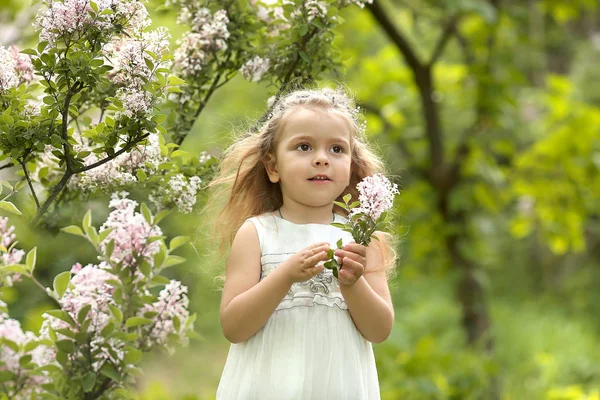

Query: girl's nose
[{"left": 313, "top": 152, "right": 329, "bottom": 166}]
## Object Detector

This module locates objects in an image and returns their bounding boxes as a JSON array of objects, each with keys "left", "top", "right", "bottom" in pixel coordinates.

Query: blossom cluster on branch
[{"left": 0, "top": 193, "right": 196, "bottom": 398}]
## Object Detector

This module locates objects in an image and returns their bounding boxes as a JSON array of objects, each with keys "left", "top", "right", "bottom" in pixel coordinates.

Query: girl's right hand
[{"left": 281, "top": 242, "right": 331, "bottom": 284}]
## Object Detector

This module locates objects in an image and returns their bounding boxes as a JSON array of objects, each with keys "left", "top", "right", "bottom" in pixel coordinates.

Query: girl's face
[{"left": 265, "top": 106, "right": 353, "bottom": 210}]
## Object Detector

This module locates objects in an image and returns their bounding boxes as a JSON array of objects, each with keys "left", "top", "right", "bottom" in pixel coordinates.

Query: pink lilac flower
[
  {"left": 34, "top": 0, "right": 150, "bottom": 45},
  {"left": 304, "top": 0, "right": 328, "bottom": 23},
  {"left": 349, "top": 173, "right": 399, "bottom": 221},
  {"left": 70, "top": 133, "right": 165, "bottom": 191},
  {"left": 59, "top": 263, "right": 117, "bottom": 333},
  {"left": 173, "top": 9, "right": 230, "bottom": 77},
  {"left": 148, "top": 174, "right": 202, "bottom": 214},
  {"left": 39, "top": 262, "right": 124, "bottom": 370},
  {"left": 116, "top": 87, "right": 154, "bottom": 119},
  {"left": 99, "top": 192, "right": 163, "bottom": 267},
  {"left": 138, "top": 280, "right": 191, "bottom": 353},
  {"left": 240, "top": 56, "right": 271, "bottom": 82},
  {"left": 0, "top": 45, "right": 34, "bottom": 93},
  {"left": 0, "top": 308, "right": 52, "bottom": 397},
  {"left": 0, "top": 217, "right": 26, "bottom": 287},
  {"left": 103, "top": 27, "right": 171, "bottom": 88}
]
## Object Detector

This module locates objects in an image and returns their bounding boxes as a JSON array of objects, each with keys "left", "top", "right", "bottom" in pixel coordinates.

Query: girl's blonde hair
[{"left": 200, "top": 86, "right": 398, "bottom": 279}]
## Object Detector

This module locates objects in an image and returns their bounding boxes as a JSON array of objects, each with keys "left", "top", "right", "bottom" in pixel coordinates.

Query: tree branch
[
  {"left": 428, "top": 15, "right": 460, "bottom": 67},
  {"left": 20, "top": 160, "right": 40, "bottom": 209},
  {"left": 0, "top": 162, "right": 13, "bottom": 170},
  {"left": 366, "top": 0, "right": 423, "bottom": 72},
  {"left": 73, "top": 133, "right": 150, "bottom": 174}
]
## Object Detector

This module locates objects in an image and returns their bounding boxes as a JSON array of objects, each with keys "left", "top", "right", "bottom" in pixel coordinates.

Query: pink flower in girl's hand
[
  {"left": 349, "top": 173, "right": 399, "bottom": 222},
  {"left": 323, "top": 174, "right": 399, "bottom": 279}
]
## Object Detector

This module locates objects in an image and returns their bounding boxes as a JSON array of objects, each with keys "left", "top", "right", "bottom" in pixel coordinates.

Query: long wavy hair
[{"left": 200, "top": 86, "right": 399, "bottom": 280}]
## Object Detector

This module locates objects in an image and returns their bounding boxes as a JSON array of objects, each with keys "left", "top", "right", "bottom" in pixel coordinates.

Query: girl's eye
[{"left": 295, "top": 143, "right": 346, "bottom": 153}]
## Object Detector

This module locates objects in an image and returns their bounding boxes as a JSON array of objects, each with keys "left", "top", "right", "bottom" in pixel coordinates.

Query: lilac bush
[{"left": 0, "top": 194, "right": 197, "bottom": 398}]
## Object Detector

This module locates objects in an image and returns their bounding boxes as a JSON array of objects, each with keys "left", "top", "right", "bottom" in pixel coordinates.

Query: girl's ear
[{"left": 264, "top": 153, "right": 280, "bottom": 183}]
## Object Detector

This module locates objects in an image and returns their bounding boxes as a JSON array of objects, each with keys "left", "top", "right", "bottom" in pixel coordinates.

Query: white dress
[{"left": 216, "top": 213, "right": 381, "bottom": 400}]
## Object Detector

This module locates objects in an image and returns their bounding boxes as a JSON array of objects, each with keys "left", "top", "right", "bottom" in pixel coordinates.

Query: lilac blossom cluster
[
  {"left": 104, "top": 27, "right": 171, "bottom": 87},
  {"left": 0, "top": 45, "right": 34, "bottom": 93},
  {"left": 67, "top": 134, "right": 207, "bottom": 214},
  {"left": 99, "top": 192, "right": 163, "bottom": 268},
  {"left": 34, "top": 0, "right": 150, "bottom": 45},
  {"left": 149, "top": 174, "right": 202, "bottom": 214},
  {"left": 173, "top": 8, "right": 230, "bottom": 77},
  {"left": 0, "top": 300, "right": 52, "bottom": 398},
  {"left": 39, "top": 262, "right": 124, "bottom": 369},
  {"left": 301, "top": 0, "right": 328, "bottom": 23},
  {"left": 0, "top": 217, "right": 25, "bottom": 287},
  {"left": 138, "top": 280, "right": 192, "bottom": 352},
  {"left": 103, "top": 26, "right": 171, "bottom": 119},
  {"left": 349, "top": 173, "right": 399, "bottom": 221},
  {"left": 240, "top": 56, "right": 271, "bottom": 82},
  {"left": 70, "top": 133, "right": 164, "bottom": 191}
]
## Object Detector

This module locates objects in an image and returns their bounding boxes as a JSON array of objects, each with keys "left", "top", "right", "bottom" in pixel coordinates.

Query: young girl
[{"left": 204, "top": 87, "right": 397, "bottom": 400}]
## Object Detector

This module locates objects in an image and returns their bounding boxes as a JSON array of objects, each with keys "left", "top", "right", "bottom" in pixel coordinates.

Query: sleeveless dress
[{"left": 216, "top": 213, "right": 381, "bottom": 400}]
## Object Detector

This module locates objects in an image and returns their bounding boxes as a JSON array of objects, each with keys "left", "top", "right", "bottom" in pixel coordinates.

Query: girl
[{"left": 204, "top": 87, "right": 398, "bottom": 399}]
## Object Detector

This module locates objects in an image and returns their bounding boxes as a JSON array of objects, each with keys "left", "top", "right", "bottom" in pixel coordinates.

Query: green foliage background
[{"left": 1, "top": 0, "right": 599, "bottom": 399}]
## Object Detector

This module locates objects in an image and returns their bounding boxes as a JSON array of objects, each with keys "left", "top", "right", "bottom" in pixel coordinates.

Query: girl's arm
[
  {"left": 338, "top": 235, "right": 394, "bottom": 343},
  {"left": 219, "top": 221, "right": 293, "bottom": 343}
]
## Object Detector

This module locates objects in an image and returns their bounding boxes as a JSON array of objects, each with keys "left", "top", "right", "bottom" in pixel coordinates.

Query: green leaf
[
  {"left": 154, "top": 209, "right": 171, "bottom": 224},
  {"left": 332, "top": 200, "right": 347, "bottom": 210},
  {"left": 98, "top": 228, "right": 113, "bottom": 244},
  {"left": 82, "top": 372, "right": 96, "bottom": 392},
  {"left": 0, "top": 264, "right": 28, "bottom": 274},
  {"left": 26, "top": 247, "right": 37, "bottom": 273},
  {"left": 136, "top": 169, "right": 147, "bottom": 181},
  {"left": 100, "top": 362, "right": 120, "bottom": 382},
  {"left": 123, "top": 347, "right": 142, "bottom": 365},
  {"left": 101, "top": 321, "right": 115, "bottom": 337},
  {"left": 55, "top": 339, "right": 76, "bottom": 353},
  {"left": 167, "top": 76, "right": 186, "bottom": 85},
  {"left": 331, "top": 222, "right": 346, "bottom": 229},
  {"left": 141, "top": 202, "right": 152, "bottom": 224},
  {"left": 20, "top": 48, "right": 37, "bottom": 56},
  {"left": 153, "top": 114, "right": 167, "bottom": 124},
  {"left": 343, "top": 193, "right": 352, "bottom": 203},
  {"left": 77, "top": 304, "right": 92, "bottom": 324},
  {"left": 298, "top": 24, "right": 308, "bottom": 36},
  {"left": 108, "top": 304, "right": 123, "bottom": 324},
  {"left": 19, "top": 354, "right": 32, "bottom": 367},
  {"left": 163, "top": 255, "right": 186, "bottom": 268},
  {"left": 336, "top": 238, "right": 343, "bottom": 249},
  {"left": 349, "top": 201, "right": 360, "bottom": 209},
  {"left": 0, "top": 201, "right": 22, "bottom": 215},
  {"left": 327, "top": 249, "right": 334, "bottom": 258},
  {"left": 333, "top": 268, "right": 339, "bottom": 279},
  {"left": 53, "top": 271, "right": 71, "bottom": 299},
  {"left": 150, "top": 275, "right": 170, "bottom": 286},
  {"left": 139, "top": 259, "right": 151, "bottom": 277},
  {"left": 125, "top": 317, "right": 153, "bottom": 328},
  {"left": 299, "top": 51, "right": 310, "bottom": 63},
  {"left": 45, "top": 310, "right": 76, "bottom": 326},
  {"left": 82, "top": 209, "right": 92, "bottom": 230},
  {"left": 169, "top": 236, "right": 190, "bottom": 252},
  {"left": 0, "top": 370, "right": 17, "bottom": 383}
]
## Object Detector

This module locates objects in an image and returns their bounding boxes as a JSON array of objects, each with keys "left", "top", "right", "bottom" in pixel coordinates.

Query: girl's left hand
[{"left": 334, "top": 242, "right": 366, "bottom": 286}]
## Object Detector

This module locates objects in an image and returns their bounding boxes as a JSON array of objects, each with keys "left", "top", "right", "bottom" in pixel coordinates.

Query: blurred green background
[{"left": 1, "top": 0, "right": 599, "bottom": 399}]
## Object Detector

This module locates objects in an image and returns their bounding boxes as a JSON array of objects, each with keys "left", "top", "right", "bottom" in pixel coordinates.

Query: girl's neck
[{"left": 277, "top": 206, "right": 335, "bottom": 225}]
